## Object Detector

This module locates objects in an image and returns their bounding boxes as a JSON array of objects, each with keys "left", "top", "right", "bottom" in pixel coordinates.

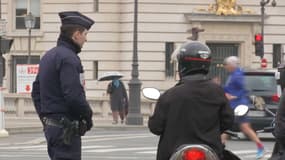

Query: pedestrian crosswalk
[
  {"left": 0, "top": 145, "right": 272, "bottom": 160},
  {"left": 0, "top": 133, "right": 273, "bottom": 160},
  {"left": 0, "top": 144, "right": 157, "bottom": 154},
  {"left": 0, "top": 133, "right": 157, "bottom": 154}
]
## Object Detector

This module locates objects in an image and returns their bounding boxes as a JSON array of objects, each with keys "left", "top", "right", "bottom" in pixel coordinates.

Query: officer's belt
[
  {"left": 42, "top": 117, "right": 64, "bottom": 128},
  {"left": 42, "top": 117, "right": 81, "bottom": 145}
]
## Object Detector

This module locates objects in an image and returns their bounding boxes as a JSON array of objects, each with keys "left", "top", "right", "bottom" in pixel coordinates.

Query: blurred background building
[{"left": 0, "top": 0, "right": 284, "bottom": 97}]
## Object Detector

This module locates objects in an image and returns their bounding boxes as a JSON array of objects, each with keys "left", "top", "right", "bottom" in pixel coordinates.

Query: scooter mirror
[
  {"left": 142, "top": 88, "right": 161, "bottom": 100},
  {"left": 234, "top": 105, "right": 249, "bottom": 116}
]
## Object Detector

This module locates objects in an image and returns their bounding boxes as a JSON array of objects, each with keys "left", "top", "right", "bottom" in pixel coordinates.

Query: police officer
[
  {"left": 31, "top": 11, "right": 94, "bottom": 160},
  {"left": 148, "top": 41, "right": 234, "bottom": 160}
]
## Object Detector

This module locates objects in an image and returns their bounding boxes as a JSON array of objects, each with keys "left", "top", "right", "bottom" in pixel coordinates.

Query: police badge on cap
[{"left": 59, "top": 11, "right": 95, "bottom": 30}]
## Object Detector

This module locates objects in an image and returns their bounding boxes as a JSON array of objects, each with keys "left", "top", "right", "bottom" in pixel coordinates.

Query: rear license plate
[{"left": 247, "top": 111, "right": 266, "bottom": 117}]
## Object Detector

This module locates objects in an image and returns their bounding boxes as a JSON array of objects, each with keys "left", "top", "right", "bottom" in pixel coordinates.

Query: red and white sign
[
  {"left": 261, "top": 58, "right": 267, "bottom": 68},
  {"left": 16, "top": 64, "right": 39, "bottom": 93}
]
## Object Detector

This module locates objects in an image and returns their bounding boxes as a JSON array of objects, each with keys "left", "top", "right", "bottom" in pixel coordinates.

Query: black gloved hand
[
  {"left": 85, "top": 117, "right": 93, "bottom": 131},
  {"left": 78, "top": 119, "right": 88, "bottom": 136},
  {"left": 79, "top": 106, "right": 93, "bottom": 135},
  {"left": 86, "top": 108, "right": 93, "bottom": 130},
  {"left": 78, "top": 117, "right": 93, "bottom": 136}
]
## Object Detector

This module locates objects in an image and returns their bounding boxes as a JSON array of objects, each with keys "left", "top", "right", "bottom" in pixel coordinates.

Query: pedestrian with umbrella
[{"left": 98, "top": 72, "right": 129, "bottom": 124}]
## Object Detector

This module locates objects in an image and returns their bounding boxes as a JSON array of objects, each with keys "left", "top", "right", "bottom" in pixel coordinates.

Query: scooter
[{"left": 142, "top": 88, "right": 247, "bottom": 160}]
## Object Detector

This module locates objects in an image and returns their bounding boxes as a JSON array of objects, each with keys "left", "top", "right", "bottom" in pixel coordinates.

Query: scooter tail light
[{"left": 182, "top": 148, "right": 206, "bottom": 160}]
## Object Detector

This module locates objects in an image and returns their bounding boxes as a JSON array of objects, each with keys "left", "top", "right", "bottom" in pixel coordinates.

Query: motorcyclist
[{"left": 148, "top": 41, "right": 234, "bottom": 160}]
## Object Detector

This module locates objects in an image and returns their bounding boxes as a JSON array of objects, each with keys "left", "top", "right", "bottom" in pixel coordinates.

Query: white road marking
[
  {"left": 0, "top": 154, "right": 47, "bottom": 158},
  {"left": 242, "top": 154, "right": 271, "bottom": 159},
  {"left": 82, "top": 133, "right": 153, "bottom": 139},
  {"left": 82, "top": 135, "right": 153, "bottom": 143},
  {"left": 26, "top": 145, "right": 116, "bottom": 151},
  {"left": 0, "top": 133, "right": 153, "bottom": 146},
  {"left": 0, "top": 145, "right": 116, "bottom": 151},
  {"left": 137, "top": 151, "right": 157, "bottom": 154},
  {"left": 83, "top": 156, "right": 152, "bottom": 159},
  {"left": 233, "top": 150, "right": 256, "bottom": 154},
  {"left": 82, "top": 145, "right": 114, "bottom": 149},
  {"left": 84, "top": 147, "right": 157, "bottom": 153},
  {"left": 0, "top": 145, "right": 46, "bottom": 150}
]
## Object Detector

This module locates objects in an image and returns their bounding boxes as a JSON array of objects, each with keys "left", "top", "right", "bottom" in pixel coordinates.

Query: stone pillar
[
  {"left": 102, "top": 100, "right": 110, "bottom": 118},
  {"left": 16, "top": 98, "right": 25, "bottom": 117}
]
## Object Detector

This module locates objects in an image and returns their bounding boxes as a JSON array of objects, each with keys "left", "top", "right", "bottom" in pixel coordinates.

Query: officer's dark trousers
[{"left": 44, "top": 125, "right": 81, "bottom": 160}]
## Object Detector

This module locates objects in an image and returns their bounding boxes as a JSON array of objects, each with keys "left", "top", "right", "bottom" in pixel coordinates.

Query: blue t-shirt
[{"left": 224, "top": 68, "right": 249, "bottom": 109}]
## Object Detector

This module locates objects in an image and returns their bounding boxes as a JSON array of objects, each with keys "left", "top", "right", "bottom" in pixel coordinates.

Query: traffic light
[
  {"left": 255, "top": 34, "right": 264, "bottom": 58},
  {"left": 0, "top": 38, "right": 14, "bottom": 54},
  {"left": 0, "top": 38, "right": 13, "bottom": 86}
]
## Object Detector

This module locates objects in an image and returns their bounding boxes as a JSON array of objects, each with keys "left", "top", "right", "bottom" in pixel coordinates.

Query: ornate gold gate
[{"left": 207, "top": 43, "right": 239, "bottom": 84}]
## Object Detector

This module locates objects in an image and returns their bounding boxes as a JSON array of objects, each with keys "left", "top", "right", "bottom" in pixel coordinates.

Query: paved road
[{"left": 0, "top": 128, "right": 276, "bottom": 160}]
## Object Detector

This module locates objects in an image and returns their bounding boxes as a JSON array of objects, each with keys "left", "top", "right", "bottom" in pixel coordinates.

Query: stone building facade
[{"left": 1, "top": 0, "right": 285, "bottom": 97}]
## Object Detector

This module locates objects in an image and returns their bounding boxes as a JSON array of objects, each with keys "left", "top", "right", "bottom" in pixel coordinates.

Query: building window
[
  {"left": 11, "top": 56, "right": 40, "bottom": 93},
  {"left": 15, "top": 0, "right": 41, "bottom": 29},
  {"left": 165, "top": 42, "right": 175, "bottom": 78},
  {"left": 93, "top": 61, "right": 98, "bottom": 79},
  {"left": 94, "top": 0, "right": 99, "bottom": 12},
  {"left": 273, "top": 44, "right": 283, "bottom": 68},
  {"left": 0, "top": 57, "right": 6, "bottom": 80}
]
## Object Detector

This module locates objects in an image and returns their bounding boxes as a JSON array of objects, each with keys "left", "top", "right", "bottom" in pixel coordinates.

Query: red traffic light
[
  {"left": 255, "top": 34, "right": 263, "bottom": 42},
  {"left": 255, "top": 34, "right": 264, "bottom": 58}
]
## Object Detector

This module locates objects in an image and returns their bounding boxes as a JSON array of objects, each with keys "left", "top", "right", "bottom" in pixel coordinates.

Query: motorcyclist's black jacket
[
  {"left": 275, "top": 90, "right": 285, "bottom": 143},
  {"left": 148, "top": 76, "right": 234, "bottom": 160}
]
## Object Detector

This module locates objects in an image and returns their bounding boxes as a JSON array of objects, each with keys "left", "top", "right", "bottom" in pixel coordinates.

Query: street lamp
[
  {"left": 126, "top": 0, "right": 143, "bottom": 125},
  {"left": 0, "top": 0, "right": 14, "bottom": 137},
  {"left": 24, "top": 12, "right": 35, "bottom": 64},
  {"left": 260, "top": 0, "right": 276, "bottom": 58}
]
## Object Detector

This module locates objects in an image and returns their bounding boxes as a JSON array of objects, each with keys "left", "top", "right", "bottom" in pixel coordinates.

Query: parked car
[{"left": 231, "top": 69, "right": 280, "bottom": 132}]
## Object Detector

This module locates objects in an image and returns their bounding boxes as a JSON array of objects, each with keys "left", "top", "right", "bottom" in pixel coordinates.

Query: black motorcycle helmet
[{"left": 177, "top": 41, "right": 211, "bottom": 77}]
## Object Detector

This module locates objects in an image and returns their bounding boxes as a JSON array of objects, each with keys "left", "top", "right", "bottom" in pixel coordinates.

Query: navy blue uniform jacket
[{"left": 31, "top": 35, "right": 92, "bottom": 120}]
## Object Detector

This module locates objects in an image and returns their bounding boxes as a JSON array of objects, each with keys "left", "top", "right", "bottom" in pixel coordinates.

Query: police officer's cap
[{"left": 59, "top": 11, "right": 95, "bottom": 30}]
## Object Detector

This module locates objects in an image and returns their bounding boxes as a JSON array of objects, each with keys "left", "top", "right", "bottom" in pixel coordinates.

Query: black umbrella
[{"left": 98, "top": 72, "right": 123, "bottom": 81}]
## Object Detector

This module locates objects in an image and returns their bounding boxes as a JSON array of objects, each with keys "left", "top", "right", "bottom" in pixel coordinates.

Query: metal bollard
[{"left": 0, "top": 87, "right": 8, "bottom": 137}]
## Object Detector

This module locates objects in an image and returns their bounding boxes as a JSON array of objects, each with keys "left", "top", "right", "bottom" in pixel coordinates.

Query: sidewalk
[{"left": 4, "top": 116, "right": 148, "bottom": 134}]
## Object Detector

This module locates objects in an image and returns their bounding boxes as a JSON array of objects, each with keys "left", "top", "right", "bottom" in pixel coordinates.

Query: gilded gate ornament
[
  {"left": 213, "top": 0, "right": 240, "bottom": 15},
  {"left": 197, "top": 0, "right": 253, "bottom": 15}
]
